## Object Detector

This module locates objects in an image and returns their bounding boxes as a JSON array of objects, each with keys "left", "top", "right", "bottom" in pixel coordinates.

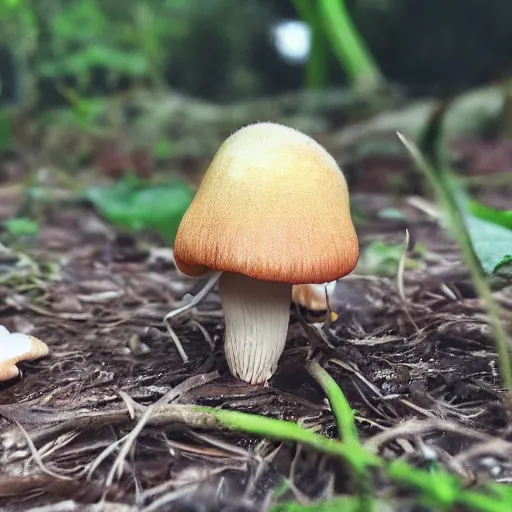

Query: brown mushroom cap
[{"left": 174, "top": 122, "right": 359, "bottom": 284}]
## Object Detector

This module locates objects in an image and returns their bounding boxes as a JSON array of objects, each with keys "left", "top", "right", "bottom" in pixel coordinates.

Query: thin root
[{"left": 164, "top": 271, "right": 222, "bottom": 362}]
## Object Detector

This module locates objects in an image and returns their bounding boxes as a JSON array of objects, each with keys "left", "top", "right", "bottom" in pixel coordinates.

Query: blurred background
[
  {"left": 2, "top": 0, "right": 512, "bottom": 103},
  {"left": 0, "top": 0, "right": 511, "bottom": 244}
]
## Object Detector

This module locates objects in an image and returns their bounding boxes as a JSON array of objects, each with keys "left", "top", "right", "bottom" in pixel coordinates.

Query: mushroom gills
[{"left": 219, "top": 272, "right": 292, "bottom": 385}]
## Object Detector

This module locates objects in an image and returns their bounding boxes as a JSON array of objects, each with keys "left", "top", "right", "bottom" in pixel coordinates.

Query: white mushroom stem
[{"left": 219, "top": 272, "right": 292, "bottom": 385}]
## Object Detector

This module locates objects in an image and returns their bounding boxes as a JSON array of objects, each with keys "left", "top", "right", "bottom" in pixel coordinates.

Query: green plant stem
[
  {"left": 307, "top": 361, "right": 358, "bottom": 445},
  {"left": 307, "top": 21, "right": 327, "bottom": 90},
  {"left": 291, "top": 0, "right": 327, "bottom": 89},
  {"left": 459, "top": 493, "right": 512, "bottom": 512},
  {"left": 318, "top": 0, "right": 383, "bottom": 90},
  {"left": 398, "top": 133, "right": 512, "bottom": 391},
  {"left": 199, "top": 405, "right": 376, "bottom": 469},
  {"left": 271, "top": 496, "right": 388, "bottom": 512},
  {"left": 307, "top": 361, "right": 373, "bottom": 512},
  {"left": 204, "top": 405, "right": 379, "bottom": 512},
  {"left": 195, "top": 404, "right": 512, "bottom": 511}
]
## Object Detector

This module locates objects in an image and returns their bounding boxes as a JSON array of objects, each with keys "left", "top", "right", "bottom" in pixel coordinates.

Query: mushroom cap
[
  {"left": 292, "top": 281, "right": 337, "bottom": 312},
  {"left": 174, "top": 122, "right": 359, "bottom": 284},
  {"left": 0, "top": 328, "right": 49, "bottom": 382}
]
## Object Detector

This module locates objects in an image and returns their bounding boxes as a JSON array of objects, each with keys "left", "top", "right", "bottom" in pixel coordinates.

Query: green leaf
[
  {"left": 85, "top": 178, "right": 195, "bottom": 245},
  {"left": 465, "top": 215, "right": 512, "bottom": 273},
  {"left": 469, "top": 200, "right": 512, "bottom": 230},
  {"left": 2, "top": 218, "right": 40, "bottom": 237}
]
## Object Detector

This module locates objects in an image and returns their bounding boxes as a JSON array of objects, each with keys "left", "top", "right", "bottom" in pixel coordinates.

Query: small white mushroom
[
  {"left": 0, "top": 326, "right": 49, "bottom": 381},
  {"left": 292, "top": 281, "right": 338, "bottom": 324}
]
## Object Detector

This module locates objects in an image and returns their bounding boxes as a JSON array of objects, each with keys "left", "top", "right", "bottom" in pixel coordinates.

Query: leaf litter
[{"left": 0, "top": 189, "right": 511, "bottom": 511}]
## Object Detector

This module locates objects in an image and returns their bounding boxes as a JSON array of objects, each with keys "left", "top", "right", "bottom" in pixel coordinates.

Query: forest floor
[{"left": 0, "top": 94, "right": 512, "bottom": 511}]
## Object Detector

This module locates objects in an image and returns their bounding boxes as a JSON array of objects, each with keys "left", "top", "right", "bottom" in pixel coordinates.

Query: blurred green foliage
[
  {"left": 85, "top": 175, "right": 195, "bottom": 244},
  {"left": 0, "top": 0, "right": 187, "bottom": 99},
  {"left": 39, "top": 0, "right": 191, "bottom": 89},
  {"left": 357, "top": 239, "right": 425, "bottom": 276},
  {"left": 1, "top": 217, "right": 40, "bottom": 238},
  {"left": 0, "top": 109, "right": 13, "bottom": 151},
  {"left": 2, "top": 0, "right": 512, "bottom": 107},
  {"left": 292, "top": 0, "right": 383, "bottom": 91},
  {"left": 0, "top": 0, "right": 274, "bottom": 107}
]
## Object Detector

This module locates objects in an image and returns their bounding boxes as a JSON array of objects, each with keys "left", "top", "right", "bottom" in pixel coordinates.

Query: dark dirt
[{"left": 0, "top": 181, "right": 511, "bottom": 512}]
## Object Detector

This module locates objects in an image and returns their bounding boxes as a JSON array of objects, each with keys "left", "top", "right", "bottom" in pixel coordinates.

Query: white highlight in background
[{"left": 273, "top": 20, "right": 311, "bottom": 64}]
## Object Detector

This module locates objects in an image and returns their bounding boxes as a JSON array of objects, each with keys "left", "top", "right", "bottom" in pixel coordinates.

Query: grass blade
[{"left": 307, "top": 360, "right": 358, "bottom": 445}]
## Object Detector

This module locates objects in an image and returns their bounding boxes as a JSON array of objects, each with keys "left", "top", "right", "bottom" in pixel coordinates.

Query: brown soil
[{"left": 0, "top": 183, "right": 511, "bottom": 512}]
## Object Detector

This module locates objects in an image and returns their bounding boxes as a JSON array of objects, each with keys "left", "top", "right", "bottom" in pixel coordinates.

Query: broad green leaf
[
  {"left": 465, "top": 215, "right": 512, "bottom": 273},
  {"left": 85, "top": 178, "right": 195, "bottom": 245},
  {"left": 469, "top": 200, "right": 512, "bottom": 230}
]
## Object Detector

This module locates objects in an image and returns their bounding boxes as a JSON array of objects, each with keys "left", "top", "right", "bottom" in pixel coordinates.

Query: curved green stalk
[
  {"left": 307, "top": 361, "right": 373, "bottom": 512},
  {"left": 195, "top": 402, "right": 512, "bottom": 511},
  {"left": 307, "top": 361, "right": 358, "bottom": 445},
  {"left": 318, "top": 0, "right": 383, "bottom": 90},
  {"left": 291, "top": 0, "right": 327, "bottom": 89}
]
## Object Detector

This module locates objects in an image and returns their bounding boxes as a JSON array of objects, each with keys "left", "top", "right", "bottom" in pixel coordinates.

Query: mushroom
[
  {"left": 292, "top": 281, "right": 338, "bottom": 324},
  {"left": 0, "top": 326, "right": 49, "bottom": 381},
  {"left": 173, "top": 122, "right": 359, "bottom": 384}
]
